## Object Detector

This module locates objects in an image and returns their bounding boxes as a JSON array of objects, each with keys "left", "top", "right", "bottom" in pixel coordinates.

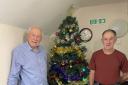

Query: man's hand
[{"left": 121, "top": 72, "right": 128, "bottom": 83}]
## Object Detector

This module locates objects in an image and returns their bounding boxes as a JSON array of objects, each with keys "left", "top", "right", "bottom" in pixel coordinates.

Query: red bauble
[{"left": 55, "top": 32, "right": 59, "bottom": 36}]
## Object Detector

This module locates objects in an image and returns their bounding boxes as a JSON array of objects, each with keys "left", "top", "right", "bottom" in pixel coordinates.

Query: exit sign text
[{"left": 90, "top": 18, "right": 106, "bottom": 25}]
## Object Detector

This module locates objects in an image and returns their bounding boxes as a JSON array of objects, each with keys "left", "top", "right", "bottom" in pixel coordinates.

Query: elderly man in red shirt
[{"left": 89, "top": 29, "right": 128, "bottom": 85}]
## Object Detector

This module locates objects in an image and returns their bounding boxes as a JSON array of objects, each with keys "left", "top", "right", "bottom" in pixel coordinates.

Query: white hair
[
  {"left": 23, "top": 26, "right": 43, "bottom": 42},
  {"left": 27, "top": 26, "right": 43, "bottom": 34}
]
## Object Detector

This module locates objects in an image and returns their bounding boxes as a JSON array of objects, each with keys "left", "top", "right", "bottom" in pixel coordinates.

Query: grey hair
[
  {"left": 102, "top": 29, "right": 117, "bottom": 37},
  {"left": 23, "top": 26, "right": 43, "bottom": 42},
  {"left": 27, "top": 26, "right": 43, "bottom": 34}
]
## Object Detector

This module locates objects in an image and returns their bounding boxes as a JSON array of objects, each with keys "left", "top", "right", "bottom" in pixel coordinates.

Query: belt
[
  {"left": 94, "top": 81, "right": 120, "bottom": 85},
  {"left": 121, "top": 81, "right": 128, "bottom": 85}
]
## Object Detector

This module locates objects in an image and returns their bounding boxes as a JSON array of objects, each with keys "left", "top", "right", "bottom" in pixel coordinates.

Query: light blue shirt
[{"left": 8, "top": 42, "right": 48, "bottom": 85}]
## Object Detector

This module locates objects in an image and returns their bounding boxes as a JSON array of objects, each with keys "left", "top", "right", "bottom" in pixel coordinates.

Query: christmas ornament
[{"left": 74, "top": 34, "right": 82, "bottom": 44}]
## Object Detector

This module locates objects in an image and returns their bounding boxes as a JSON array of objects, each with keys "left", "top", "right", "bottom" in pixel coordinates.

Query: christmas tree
[{"left": 48, "top": 16, "right": 89, "bottom": 85}]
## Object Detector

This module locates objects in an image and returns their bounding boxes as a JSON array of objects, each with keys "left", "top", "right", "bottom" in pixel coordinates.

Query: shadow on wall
[{"left": 23, "top": 32, "right": 27, "bottom": 42}]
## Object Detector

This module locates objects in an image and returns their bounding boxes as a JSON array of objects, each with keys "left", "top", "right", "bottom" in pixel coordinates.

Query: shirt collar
[{"left": 25, "top": 42, "right": 41, "bottom": 53}]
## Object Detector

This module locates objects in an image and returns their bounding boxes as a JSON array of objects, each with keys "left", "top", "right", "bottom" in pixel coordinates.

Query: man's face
[
  {"left": 102, "top": 32, "right": 116, "bottom": 50},
  {"left": 27, "top": 28, "right": 42, "bottom": 49}
]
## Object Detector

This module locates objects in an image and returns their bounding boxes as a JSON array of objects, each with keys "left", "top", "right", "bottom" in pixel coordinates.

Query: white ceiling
[{"left": 0, "top": 0, "right": 126, "bottom": 35}]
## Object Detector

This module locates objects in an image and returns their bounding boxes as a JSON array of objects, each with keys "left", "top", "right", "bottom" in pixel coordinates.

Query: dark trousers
[
  {"left": 94, "top": 81, "right": 120, "bottom": 85},
  {"left": 120, "top": 81, "right": 128, "bottom": 85}
]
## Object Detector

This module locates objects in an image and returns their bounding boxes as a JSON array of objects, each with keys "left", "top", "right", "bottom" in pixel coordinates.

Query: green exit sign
[{"left": 90, "top": 18, "right": 106, "bottom": 25}]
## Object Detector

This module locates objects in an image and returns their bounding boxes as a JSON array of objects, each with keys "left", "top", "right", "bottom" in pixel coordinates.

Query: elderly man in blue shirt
[{"left": 8, "top": 26, "right": 48, "bottom": 85}]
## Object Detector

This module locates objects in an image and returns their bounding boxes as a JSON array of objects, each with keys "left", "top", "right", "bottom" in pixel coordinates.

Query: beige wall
[
  {"left": 74, "top": 1, "right": 128, "bottom": 61},
  {"left": 0, "top": 24, "right": 25, "bottom": 85}
]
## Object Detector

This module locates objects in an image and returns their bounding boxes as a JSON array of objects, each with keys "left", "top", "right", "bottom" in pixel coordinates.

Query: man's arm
[
  {"left": 121, "top": 72, "right": 128, "bottom": 83},
  {"left": 8, "top": 50, "right": 22, "bottom": 85},
  {"left": 89, "top": 70, "right": 95, "bottom": 85}
]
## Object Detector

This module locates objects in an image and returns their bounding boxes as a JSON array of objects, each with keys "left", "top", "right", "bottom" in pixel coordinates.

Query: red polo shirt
[{"left": 89, "top": 49, "right": 128, "bottom": 84}]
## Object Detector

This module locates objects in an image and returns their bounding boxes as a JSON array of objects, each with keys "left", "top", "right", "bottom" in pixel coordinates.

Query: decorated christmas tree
[{"left": 48, "top": 16, "right": 89, "bottom": 85}]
